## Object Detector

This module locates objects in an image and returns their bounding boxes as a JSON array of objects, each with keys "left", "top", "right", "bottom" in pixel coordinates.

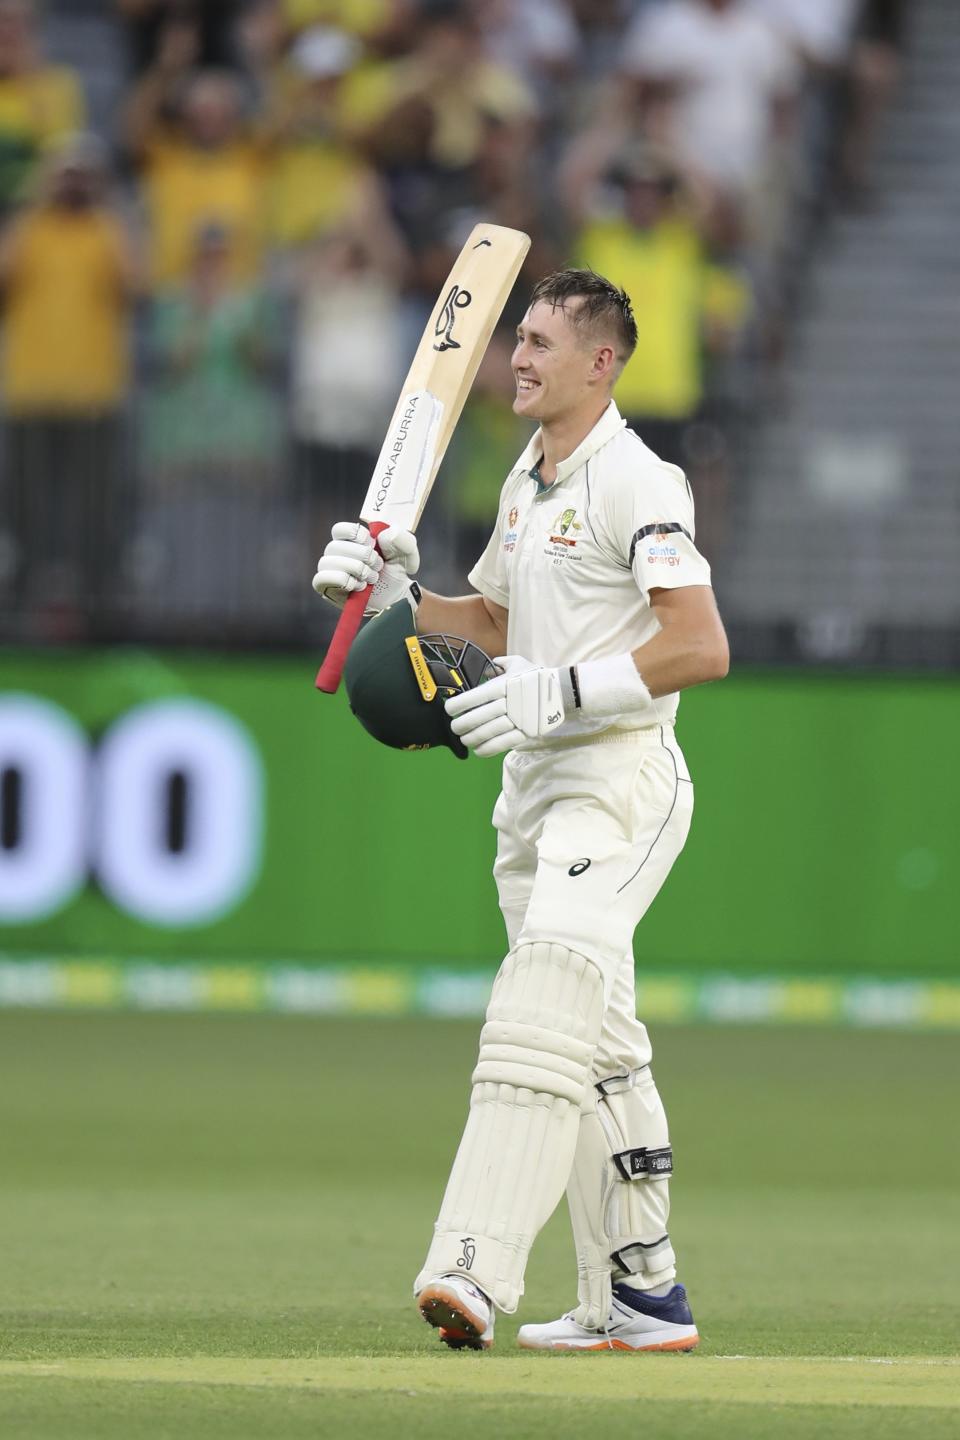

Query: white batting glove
[
  {"left": 312, "top": 522, "right": 420, "bottom": 616},
  {"left": 445, "top": 655, "right": 565, "bottom": 758}
]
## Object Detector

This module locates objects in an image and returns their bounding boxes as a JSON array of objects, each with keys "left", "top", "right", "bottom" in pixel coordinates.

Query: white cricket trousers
[
  {"left": 415, "top": 724, "right": 693, "bottom": 1313},
  {"left": 492, "top": 724, "right": 694, "bottom": 1077}
]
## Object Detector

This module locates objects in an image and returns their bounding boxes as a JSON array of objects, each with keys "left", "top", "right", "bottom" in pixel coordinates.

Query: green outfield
[{"left": 1, "top": 1013, "right": 957, "bottom": 1438}]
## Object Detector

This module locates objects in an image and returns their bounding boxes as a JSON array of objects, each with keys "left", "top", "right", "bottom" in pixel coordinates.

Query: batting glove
[
  {"left": 312, "top": 522, "right": 420, "bottom": 616},
  {"left": 445, "top": 652, "right": 657, "bottom": 758},
  {"left": 445, "top": 655, "right": 565, "bottom": 758}
]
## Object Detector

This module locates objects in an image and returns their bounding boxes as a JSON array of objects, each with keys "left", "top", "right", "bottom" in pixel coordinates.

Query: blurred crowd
[{"left": 0, "top": 0, "right": 906, "bottom": 642}]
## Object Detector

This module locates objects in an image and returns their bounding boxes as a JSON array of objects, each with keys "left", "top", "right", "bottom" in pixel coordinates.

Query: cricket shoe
[
  {"left": 417, "top": 1273, "right": 494, "bottom": 1350},
  {"left": 517, "top": 1281, "right": 698, "bottom": 1353}
]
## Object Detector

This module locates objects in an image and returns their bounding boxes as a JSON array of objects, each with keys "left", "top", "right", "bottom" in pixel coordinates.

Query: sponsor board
[{"left": 0, "top": 956, "right": 957, "bottom": 1031}]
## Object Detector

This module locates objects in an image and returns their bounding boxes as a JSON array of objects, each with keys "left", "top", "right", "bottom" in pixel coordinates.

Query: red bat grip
[{"left": 315, "top": 521, "right": 388, "bottom": 693}]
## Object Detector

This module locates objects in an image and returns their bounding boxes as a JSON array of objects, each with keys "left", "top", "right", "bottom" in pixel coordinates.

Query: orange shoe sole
[{"left": 418, "top": 1281, "right": 492, "bottom": 1351}]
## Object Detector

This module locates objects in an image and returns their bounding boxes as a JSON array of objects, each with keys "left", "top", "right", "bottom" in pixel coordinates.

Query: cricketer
[{"left": 312, "top": 267, "right": 729, "bottom": 1352}]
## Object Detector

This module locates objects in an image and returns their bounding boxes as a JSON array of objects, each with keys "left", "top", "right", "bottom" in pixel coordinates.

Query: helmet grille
[{"left": 418, "top": 633, "right": 499, "bottom": 694}]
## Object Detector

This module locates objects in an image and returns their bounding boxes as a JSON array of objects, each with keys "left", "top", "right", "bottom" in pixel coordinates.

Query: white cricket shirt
[{"left": 468, "top": 400, "right": 712, "bottom": 732}]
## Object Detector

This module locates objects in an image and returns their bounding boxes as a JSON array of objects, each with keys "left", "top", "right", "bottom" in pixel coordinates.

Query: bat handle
[{"left": 315, "top": 521, "right": 388, "bottom": 694}]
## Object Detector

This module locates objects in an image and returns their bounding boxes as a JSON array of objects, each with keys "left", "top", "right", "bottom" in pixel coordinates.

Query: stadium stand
[
  {"left": 725, "top": 0, "right": 959, "bottom": 666},
  {"left": 0, "top": 0, "right": 952, "bottom": 666}
]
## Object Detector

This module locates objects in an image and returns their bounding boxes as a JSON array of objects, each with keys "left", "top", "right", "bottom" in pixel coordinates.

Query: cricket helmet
[{"left": 343, "top": 600, "right": 499, "bottom": 759}]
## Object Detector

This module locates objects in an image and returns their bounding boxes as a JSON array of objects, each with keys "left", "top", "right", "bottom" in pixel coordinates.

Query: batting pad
[
  {"left": 415, "top": 942, "right": 603, "bottom": 1313},
  {"left": 566, "top": 1066, "right": 676, "bottom": 1328}
]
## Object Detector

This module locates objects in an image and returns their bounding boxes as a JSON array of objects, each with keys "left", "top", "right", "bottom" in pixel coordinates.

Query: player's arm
[
  {"left": 414, "top": 590, "right": 508, "bottom": 657},
  {"left": 444, "top": 586, "right": 728, "bottom": 760},
  {"left": 629, "top": 584, "right": 729, "bottom": 697}
]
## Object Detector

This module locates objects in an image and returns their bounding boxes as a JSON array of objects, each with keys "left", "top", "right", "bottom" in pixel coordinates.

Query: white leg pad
[
  {"left": 567, "top": 1066, "right": 677, "bottom": 1328},
  {"left": 415, "top": 942, "right": 603, "bottom": 1313}
]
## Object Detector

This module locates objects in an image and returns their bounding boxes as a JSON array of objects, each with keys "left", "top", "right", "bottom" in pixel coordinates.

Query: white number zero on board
[
  {"left": 0, "top": 694, "right": 90, "bottom": 921},
  {"left": 0, "top": 695, "right": 264, "bottom": 927},
  {"left": 95, "top": 698, "right": 263, "bottom": 926}
]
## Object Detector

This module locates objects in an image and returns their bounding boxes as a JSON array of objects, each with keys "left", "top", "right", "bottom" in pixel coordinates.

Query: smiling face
[{"left": 512, "top": 299, "right": 612, "bottom": 425}]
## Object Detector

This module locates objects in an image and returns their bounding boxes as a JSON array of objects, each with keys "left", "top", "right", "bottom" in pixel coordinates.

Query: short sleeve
[
  {"left": 468, "top": 501, "right": 511, "bottom": 608},
  {"left": 630, "top": 515, "right": 712, "bottom": 595},
  {"left": 616, "top": 462, "right": 713, "bottom": 596}
]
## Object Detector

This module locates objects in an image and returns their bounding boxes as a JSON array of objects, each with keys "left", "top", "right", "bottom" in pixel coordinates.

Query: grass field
[{"left": 1, "top": 1012, "right": 957, "bottom": 1438}]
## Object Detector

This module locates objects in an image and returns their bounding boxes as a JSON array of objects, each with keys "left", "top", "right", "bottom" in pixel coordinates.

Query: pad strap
[
  {"left": 611, "top": 1145, "right": 673, "bottom": 1182},
  {"left": 611, "top": 1234, "right": 675, "bottom": 1275},
  {"left": 595, "top": 1066, "right": 649, "bottom": 1097}
]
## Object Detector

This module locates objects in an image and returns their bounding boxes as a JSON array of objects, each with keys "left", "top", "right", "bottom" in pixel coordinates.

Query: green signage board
[{"left": 0, "top": 650, "right": 956, "bottom": 978}]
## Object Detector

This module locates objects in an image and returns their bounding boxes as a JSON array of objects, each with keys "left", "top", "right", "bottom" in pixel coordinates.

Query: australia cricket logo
[
  {"left": 457, "top": 1236, "right": 476, "bottom": 1270},
  {"left": 434, "top": 284, "right": 472, "bottom": 351},
  {"left": 548, "top": 507, "right": 582, "bottom": 550}
]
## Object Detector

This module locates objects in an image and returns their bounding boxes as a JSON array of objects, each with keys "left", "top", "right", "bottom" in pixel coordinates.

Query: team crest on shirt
[{"left": 548, "top": 506, "right": 583, "bottom": 550}]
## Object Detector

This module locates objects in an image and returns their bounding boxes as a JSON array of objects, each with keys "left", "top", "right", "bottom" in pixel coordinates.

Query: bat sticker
[
  {"left": 315, "top": 221, "right": 530, "bottom": 694},
  {"left": 434, "top": 284, "right": 472, "bottom": 351}
]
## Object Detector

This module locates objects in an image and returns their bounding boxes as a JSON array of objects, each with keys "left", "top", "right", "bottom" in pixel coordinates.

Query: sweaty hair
[{"left": 527, "top": 268, "right": 638, "bottom": 370}]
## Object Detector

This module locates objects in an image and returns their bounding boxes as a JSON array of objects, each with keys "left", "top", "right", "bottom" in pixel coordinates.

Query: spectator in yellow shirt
[
  {"left": 0, "top": 0, "right": 86, "bottom": 213},
  {"left": 124, "top": 27, "right": 266, "bottom": 287},
  {"left": 261, "top": 25, "right": 376, "bottom": 252},
  {"left": 361, "top": 3, "right": 536, "bottom": 176},
  {"left": 355, "top": 4, "right": 538, "bottom": 295},
  {"left": 571, "top": 146, "right": 750, "bottom": 465},
  {"left": 0, "top": 134, "right": 139, "bottom": 634}
]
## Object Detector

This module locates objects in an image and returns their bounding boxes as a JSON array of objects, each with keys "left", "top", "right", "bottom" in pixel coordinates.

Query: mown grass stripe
[{"left": 1, "top": 1356, "right": 958, "bottom": 1409}]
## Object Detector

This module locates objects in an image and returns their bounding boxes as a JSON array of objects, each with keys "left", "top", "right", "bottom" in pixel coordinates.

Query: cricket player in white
[{"left": 313, "top": 269, "right": 729, "bottom": 1352}]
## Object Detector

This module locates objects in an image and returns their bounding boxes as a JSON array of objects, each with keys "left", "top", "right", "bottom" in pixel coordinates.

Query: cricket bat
[{"left": 315, "top": 222, "right": 531, "bottom": 693}]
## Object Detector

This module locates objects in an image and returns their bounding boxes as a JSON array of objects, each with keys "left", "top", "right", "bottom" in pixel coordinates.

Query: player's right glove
[{"left": 312, "top": 522, "right": 421, "bottom": 617}]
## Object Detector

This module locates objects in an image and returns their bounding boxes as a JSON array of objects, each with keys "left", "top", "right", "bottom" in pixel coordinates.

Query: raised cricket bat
[{"left": 315, "top": 222, "right": 531, "bottom": 692}]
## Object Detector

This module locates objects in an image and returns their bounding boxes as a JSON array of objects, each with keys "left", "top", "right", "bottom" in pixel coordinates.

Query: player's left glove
[
  {"left": 445, "top": 655, "right": 564, "bottom": 758},
  {"left": 445, "top": 652, "right": 656, "bottom": 758}
]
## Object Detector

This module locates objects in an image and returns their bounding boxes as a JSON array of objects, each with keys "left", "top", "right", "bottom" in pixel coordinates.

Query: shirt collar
[{"left": 519, "top": 400, "right": 627, "bottom": 491}]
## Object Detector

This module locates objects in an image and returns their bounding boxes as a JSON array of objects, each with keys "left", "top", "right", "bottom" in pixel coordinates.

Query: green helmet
[{"left": 343, "top": 601, "right": 499, "bottom": 759}]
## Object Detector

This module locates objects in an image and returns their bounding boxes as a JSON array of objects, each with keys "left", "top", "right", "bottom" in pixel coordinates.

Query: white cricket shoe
[
  {"left": 517, "top": 1281, "right": 699, "bottom": 1353},
  {"left": 417, "top": 1273, "right": 495, "bottom": 1351}
]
